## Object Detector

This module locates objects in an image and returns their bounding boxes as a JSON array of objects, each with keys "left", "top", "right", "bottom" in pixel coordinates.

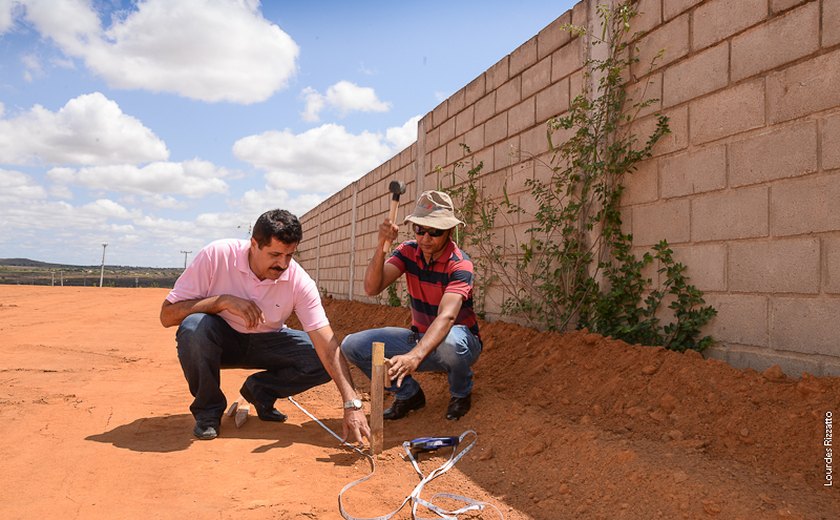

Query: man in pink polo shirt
[{"left": 160, "top": 209, "right": 370, "bottom": 442}]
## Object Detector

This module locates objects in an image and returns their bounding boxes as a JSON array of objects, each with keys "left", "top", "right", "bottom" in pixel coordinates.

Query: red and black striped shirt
[{"left": 386, "top": 240, "right": 479, "bottom": 337}]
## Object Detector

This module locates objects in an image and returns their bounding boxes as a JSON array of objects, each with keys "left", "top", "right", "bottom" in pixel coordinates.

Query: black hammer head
[{"left": 389, "top": 180, "right": 406, "bottom": 201}]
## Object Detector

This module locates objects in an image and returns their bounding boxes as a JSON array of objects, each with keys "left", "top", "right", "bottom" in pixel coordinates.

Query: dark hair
[{"left": 252, "top": 209, "right": 303, "bottom": 247}]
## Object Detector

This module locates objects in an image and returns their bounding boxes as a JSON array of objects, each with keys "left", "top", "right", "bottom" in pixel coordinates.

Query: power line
[{"left": 180, "top": 250, "right": 192, "bottom": 269}]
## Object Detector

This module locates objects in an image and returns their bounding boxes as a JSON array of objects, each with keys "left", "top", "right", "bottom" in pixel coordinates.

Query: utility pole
[
  {"left": 180, "top": 250, "right": 192, "bottom": 269},
  {"left": 99, "top": 243, "right": 108, "bottom": 288}
]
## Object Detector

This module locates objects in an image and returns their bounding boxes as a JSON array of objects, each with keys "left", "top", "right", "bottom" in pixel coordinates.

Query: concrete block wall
[{"left": 298, "top": 0, "right": 840, "bottom": 377}]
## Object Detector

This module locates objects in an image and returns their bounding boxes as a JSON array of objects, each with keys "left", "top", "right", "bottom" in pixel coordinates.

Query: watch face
[{"left": 345, "top": 399, "right": 362, "bottom": 410}]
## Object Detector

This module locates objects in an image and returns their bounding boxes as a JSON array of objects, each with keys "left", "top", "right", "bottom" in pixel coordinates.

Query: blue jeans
[
  {"left": 175, "top": 313, "right": 330, "bottom": 426},
  {"left": 340, "top": 326, "right": 482, "bottom": 400}
]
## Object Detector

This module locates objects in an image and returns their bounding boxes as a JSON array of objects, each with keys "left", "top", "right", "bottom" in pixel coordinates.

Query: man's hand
[
  {"left": 378, "top": 218, "right": 399, "bottom": 246},
  {"left": 219, "top": 295, "right": 265, "bottom": 329},
  {"left": 342, "top": 408, "right": 371, "bottom": 446},
  {"left": 386, "top": 352, "right": 423, "bottom": 388}
]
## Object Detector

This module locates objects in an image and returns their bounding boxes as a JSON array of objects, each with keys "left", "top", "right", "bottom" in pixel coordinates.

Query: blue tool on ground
[{"left": 408, "top": 436, "right": 460, "bottom": 454}]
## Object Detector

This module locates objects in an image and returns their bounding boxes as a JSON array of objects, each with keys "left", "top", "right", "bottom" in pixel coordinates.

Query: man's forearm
[
  {"left": 363, "top": 248, "right": 387, "bottom": 296},
  {"left": 159, "top": 296, "right": 225, "bottom": 328}
]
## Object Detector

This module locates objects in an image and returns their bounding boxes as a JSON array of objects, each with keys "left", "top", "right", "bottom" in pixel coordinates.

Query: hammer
[{"left": 383, "top": 180, "right": 406, "bottom": 254}]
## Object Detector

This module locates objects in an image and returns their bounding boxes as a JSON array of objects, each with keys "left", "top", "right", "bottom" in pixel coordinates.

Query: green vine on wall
[{"left": 443, "top": 1, "right": 716, "bottom": 352}]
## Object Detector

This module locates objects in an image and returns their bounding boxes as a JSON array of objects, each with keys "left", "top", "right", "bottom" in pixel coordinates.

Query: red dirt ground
[{"left": 0, "top": 286, "right": 837, "bottom": 519}]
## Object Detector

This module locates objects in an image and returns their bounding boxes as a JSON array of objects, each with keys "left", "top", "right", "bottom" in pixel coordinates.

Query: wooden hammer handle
[{"left": 382, "top": 198, "right": 399, "bottom": 254}]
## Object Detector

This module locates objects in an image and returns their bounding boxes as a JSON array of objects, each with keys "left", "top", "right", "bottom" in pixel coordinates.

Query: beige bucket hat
[{"left": 403, "top": 190, "right": 464, "bottom": 230}]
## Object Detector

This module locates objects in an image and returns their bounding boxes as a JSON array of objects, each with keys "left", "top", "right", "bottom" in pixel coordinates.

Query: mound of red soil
[{"left": 320, "top": 297, "right": 839, "bottom": 519}]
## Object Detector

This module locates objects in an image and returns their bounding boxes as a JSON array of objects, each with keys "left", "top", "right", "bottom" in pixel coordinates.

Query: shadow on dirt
[{"left": 85, "top": 414, "right": 364, "bottom": 456}]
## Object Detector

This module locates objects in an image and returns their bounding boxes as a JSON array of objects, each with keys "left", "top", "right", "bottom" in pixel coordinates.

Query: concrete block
[
  {"left": 703, "top": 294, "right": 768, "bottom": 346},
  {"left": 663, "top": 0, "right": 704, "bottom": 21},
  {"left": 522, "top": 56, "right": 552, "bottom": 99},
  {"left": 430, "top": 145, "right": 447, "bottom": 172},
  {"left": 475, "top": 91, "right": 496, "bottom": 125},
  {"left": 537, "top": 11, "right": 572, "bottom": 61},
  {"left": 729, "top": 237, "right": 820, "bottom": 293},
  {"left": 823, "top": 112, "right": 840, "bottom": 171},
  {"left": 691, "top": 187, "right": 769, "bottom": 241},
  {"left": 446, "top": 139, "right": 466, "bottom": 166},
  {"left": 432, "top": 101, "right": 448, "bottom": 129},
  {"left": 510, "top": 36, "right": 538, "bottom": 77},
  {"left": 631, "top": 199, "right": 691, "bottom": 246},
  {"left": 465, "top": 75, "right": 486, "bottom": 106},
  {"left": 767, "top": 48, "right": 840, "bottom": 124},
  {"left": 463, "top": 125, "right": 484, "bottom": 154},
  {"left": 825, "top": 0, "right": 840, "bottom": 47},
  {"left": 496, "top": 77, "right": 522, "bottom": 113},
  {"left": 572, "top": 0, "right": 587, "bottom": 27},
  {"left": 439, "top": 117, "right": 456, "bottom": 144},
  {"left": 731, "top": 2, "right": 820, "bottom": 82},
  {"left": 633, "top": 13, "right": 689, "bottom": 75},
  {"left": 508, "top": 98, "right": 536, "bottom": 136},
  {"left": 630, "top": 0, "right": 662, "bottom": 35},
  {"left": 622, "top": 158, "right": 659, "bottom": 205},
  {"left": 551, "top": 38, "right": 583, "bottom": 82},
  {"left": 626, "top": 73, "right": 662, "bottom": 118},
  {"left": 670, "top": 242, "right": 728, "bottom": 292},
  {"left": 455, "top": 105, "right": 475, "bottom": 137},
  {"left": 713, "top": 344, "right": 825, "bottom": 378},
  {"left": 689, "top": 80, "right": 765, "bottom": 145},
  {"left": 519, "top": 121, "right": 551, "bottom": 158},
  {"left": 662, "top": 42, "right": 729, "bottom": 108},
  {"left": 660, "top": 145, "right": 726, "bottom": 198},
  {"left": 692, "top": 0, "right": 767, "bottom": 51},
  {"left": 494, "top": 137, "right": 521, "bottom": 171},
  {"left": 771, "top": 297, "right": 840, "bottom": 356},
  {"left": 729, "top": 121, "right": 818, "bottom": 187},
  {"left": 824, "top": 235, "right": 840, "bottom": 294},
  {"left": 486, "top": 56, "right": 510, "bottom": 92},
  {"left": 632, "top": 105, "right": 689, "bottom": 157},
  {"left": 472, "top": 146, "right": 495, "bottom": 175},
  {"left": 484, "top": 112, "right": 508, "bottom": 146},
  {"left": 569, "top": 69, "right": 584, "bottom": 104},
  {"left": 770, "top": 0, "right": 809, "bottom": 13},
  {"left": 536, "top": 77, "right": 570, "bottom": 123},
  {"left": 771, "top": 174, "right": 840, "bottom": 235},
  {"left": 449, "top": 88, "right": 466, "bottom": 116}
]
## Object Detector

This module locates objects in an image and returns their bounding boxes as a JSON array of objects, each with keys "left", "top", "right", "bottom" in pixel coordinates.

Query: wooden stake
[{"left": 371, "top": 341, "right": 385, "bottom": 455}]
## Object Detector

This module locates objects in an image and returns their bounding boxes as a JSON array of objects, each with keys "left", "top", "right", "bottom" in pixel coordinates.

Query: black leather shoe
[
  {"left": 193, "top": 422, "right": 218, "bottom": 440},
  {"left": 445, "top": 394, "right": 471, "bottom": 420},
  {"left": 383, "top": 388, "right": 426, "bottom": 420},
  {"left": 240, "top": 386, "right": 288, "bottom": 422}
]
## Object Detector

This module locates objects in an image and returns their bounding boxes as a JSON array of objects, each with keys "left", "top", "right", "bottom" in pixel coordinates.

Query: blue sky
[{"left": 0, "top": 0, "right": 575, "bottom": 267}]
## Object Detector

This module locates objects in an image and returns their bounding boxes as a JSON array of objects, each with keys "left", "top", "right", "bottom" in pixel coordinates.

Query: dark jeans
[{"left": 175, "top": 313, "right": 330, "bottom": 426}]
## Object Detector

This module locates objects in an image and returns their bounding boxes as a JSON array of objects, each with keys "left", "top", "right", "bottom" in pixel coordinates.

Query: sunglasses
[{"left": 413, "top": 224, "right": 447, "bottom": 237}]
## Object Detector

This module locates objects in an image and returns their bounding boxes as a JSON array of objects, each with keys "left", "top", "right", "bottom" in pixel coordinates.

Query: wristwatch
[{"left": 343, "top": 398, "right": 363, "bottom": 411}]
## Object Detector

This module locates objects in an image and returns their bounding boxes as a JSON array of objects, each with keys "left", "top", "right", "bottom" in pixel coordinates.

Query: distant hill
[{"left": 0, "top": 258, "right": 76, "bottom": 268}]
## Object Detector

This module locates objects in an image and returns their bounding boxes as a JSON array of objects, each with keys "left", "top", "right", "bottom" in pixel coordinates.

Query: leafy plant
[
  {"left": 386, "top": 282, "right": 402, "bottom": 307},
  {"left": 440, "top": 1, "right": 715, "bottom": 352}
]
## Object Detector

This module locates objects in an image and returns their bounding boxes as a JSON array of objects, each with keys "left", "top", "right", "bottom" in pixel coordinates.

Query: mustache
[{"left": 270, "top": 266, "right": 286, "bottom": 272}]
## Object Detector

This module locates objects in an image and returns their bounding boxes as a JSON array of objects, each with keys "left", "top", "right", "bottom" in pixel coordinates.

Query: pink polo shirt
[{"left": 166, "top": 239, "right": 328, "bottom": 334}]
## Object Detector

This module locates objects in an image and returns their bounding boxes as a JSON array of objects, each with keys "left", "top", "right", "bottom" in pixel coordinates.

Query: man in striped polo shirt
[{"left": 341, "top": 190, "right": 482, "bottom": 421}]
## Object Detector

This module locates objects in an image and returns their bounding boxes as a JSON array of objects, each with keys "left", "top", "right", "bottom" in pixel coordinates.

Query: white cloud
[
  {"left": 238, "top": 188, "right": 325, "bottom": 220},
  {"left": 300, "top": 81, "right": 390, "bottom": 122},
  {"left": 233, "top": 123, "right": 393, "bottom": 193},
  {"left": 0, "top": 1, "right": 16, "bottom": 34},
  {"left": 47, "top": 159, "right": 232, "bottom": 198},
  {"left": 300, "top": 87, "right": 325, "bottom": 123},
  {"left": 18, "top": 0, "right": 298, "bottom": 103},
  {"left": 0, "top": 92, "right": 169, "bottom": 166},
  {"left": 81, "top": 198, "right": 136, "bottom": 219},
  {"left": 385, "top": 115, "right": 421, "bottom": 151},
  {"left": 0, "top": 168, "right": 47, "bottom": 200}
]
